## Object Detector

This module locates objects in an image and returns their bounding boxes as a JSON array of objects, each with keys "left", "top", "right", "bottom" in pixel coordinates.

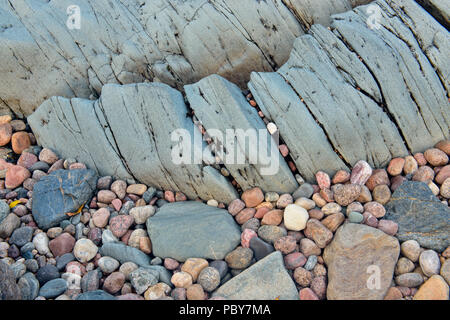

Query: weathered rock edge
[{"left": 28, "top": 0, "right": 449, "bottom": 199}]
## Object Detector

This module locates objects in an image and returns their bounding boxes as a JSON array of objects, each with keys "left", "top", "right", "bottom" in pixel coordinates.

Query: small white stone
[
  {"left": 419, "top": 250, "right": 440, "bottom": 277},
  {"left": 401, "top": 240, "right": 421, "bottom": 262},
  {"left": 321, "top": 202, "right": 342, "bottom": 215},
  {"left": 427, "top": 181, "right": 439, "bottom": 196},
  {"left": 207, "top": 199, "right": 219, "bottom": 207},
  {"left": 129, "top": 205, "right": 155, "bottom": 224},
  {"left": 98, "top": 256, "right": 120, "bottom": 274},
  {"left": 283, "top": 204, "right": 309, "bottom": 231},
  {"left": 33, "top": 232, "right": 50, "bottom": 255},
  {"left": 267, "top": 122, "right": 278, "bottom": 135}
]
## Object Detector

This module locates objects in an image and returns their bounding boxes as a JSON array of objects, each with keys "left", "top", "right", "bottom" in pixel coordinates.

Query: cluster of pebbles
[{"left": 0, "top": 111, "right": 449, "bottom": 300}]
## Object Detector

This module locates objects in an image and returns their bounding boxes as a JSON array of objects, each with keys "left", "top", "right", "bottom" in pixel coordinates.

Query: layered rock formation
[
  {"left": 27, "top": 0, "right": 450, "bottom": 201},
  {"left": 0, "top": 0, "right": 369, "bottom": 117}
]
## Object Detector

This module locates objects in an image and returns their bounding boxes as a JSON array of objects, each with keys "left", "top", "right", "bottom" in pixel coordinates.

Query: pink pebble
[{"left": 241, "top": 229, "right": 257, "bottom": 248}]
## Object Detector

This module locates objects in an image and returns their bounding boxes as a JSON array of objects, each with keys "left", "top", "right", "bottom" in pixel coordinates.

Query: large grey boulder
[
  {"left": 385, "top": 181, "right": 450, "bottom": 252},
  {"left": 32, "top": 169, "right": 97, "bottom": 230},
  {"left": 213, "top": 251, "right": 298, "bottom": 300},
  {"left": 146, "top": 201, "right": 241, "bottom": 262},
  {"left": 28, "top": 83, "right": 238, "bottom": 204},
  {"left": 323, "top": 223, "right": 400, "bottom": 300},
  {"left": 0, "top": 0, "right": 368, "bottom": 117}
]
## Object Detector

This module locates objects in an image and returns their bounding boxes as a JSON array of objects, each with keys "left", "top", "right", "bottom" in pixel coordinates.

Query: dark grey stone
[
  {"left": 210, "top": 260, "right": 229, "bottom": 279},
  {"left": 81, "top": 270, "right": 102, "bottom": 293},
  {"left": 385, "top": 181, "right": 450, "bottom": 251},
  {"left": 99, "top": 242, "right": 150, "bottom": 267},
  {"left": 76, "top": 290, "right": 116, "bottom": 300},
  {"left": 0, "top": 200, "right": 10, "bottom": 224},
  {"left": 32, "top": 169, "right": 98, "bottom": 230},
  {"left": 36, "top": 264, "right": 60, "bottom": 285},
  {"left": 18, "top": 273, "right": 40, "bottom": 300},
  {"left": 249, "top": 237, "right": 275, "bottom": 261},
  {"left": 38, "top": 278, "right": 67, "bottom": 299},
  {"left": 147, "top": 201, "right": 241, "bottom": 261},
  {"left": 56, "top": 253, "right": 75, "bottom": 271},
  {"left": 10, "top": 226, "right": 34, "bottom": 247}
]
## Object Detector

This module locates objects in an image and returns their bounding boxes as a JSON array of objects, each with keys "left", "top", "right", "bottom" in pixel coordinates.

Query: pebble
[
  {"left": 412, "top": 166, "right": 435, "bottom": 183},
  {"left": 435, "top": 165, "right": 450, "bottom": 184},
  {"left": 38, "top": 148, "right": 59, "bottom": 165},
  {"left": 304, "top": 219, "right": 333, "bottom": 249},
  {"left": 366, "top": 169, "right": 390, "bottom": 191},
  {"left": 372, "top": 184, "right": 391, "bottom": 205},
  {"left": 274, "top": 236, "right": 297, "bottom": 254},
  {"left": 294, "top": 197, "right": 315, "bottom": 210},
  {"left": 241, "top": 187, "right": 264, "bottom": 208},
  {"left": 0, "top": 123, "right": 12, "bottom": 146},
  {"left": 441, "top": 178, "right": 450, "bottom": 198},
  {"left": 315, "top": 171, "right": 330, "bottom": 190},
  {"left": 364, "top": 201, "right": 386, "bottom": 218},
  {"left": 299, "top": 288, "right": 319, "bottom": 300},
  {"left": 395, "top": 257, "right": 415, "bottom": 275},
  {"left": 198, "top": 267, "right": 221, "bottom": 292},
  {"left": 265, "top": 192, "right": 279, "bottom": 202},
  {"left": 440, "top": 259, "right": 450, "bottom": 284},
  {"left": 225, "top": 247, "right": 253, "bottom": 269},
  {"left": 414, "top": 275, "right": 449, "bottom": 300},
  {"left": 249, "top": 237, "right": 274, "bottom": 261},
  {"left": 103, "top": 272, "right": 125, "bottom": 294},
  {"left": 11, "top": 132, "right": 31, "bottom": 154},
  {"left": 395, "top": 273, "right": 424, "bottom": 287},
  {"left": 228, "top": 199, "right": 245, "bottom": 216},
  {"left": 36, "top": 264, "right": 60, "bottom": 286},
  {"left": 332, "top": 170, "right": 350, "bottom": 184},
  {"left": 171, "top": 271, "right": 193, "bottom": 289},
  {"left": 17, "top": 152, "right": 38, "bottom": 169},
  {"left": 321, "top": 212, "right": 345, "bottom": 232},
  {"left": 333, "top": 184, "right": 361, "bottom": 206},
  {"left": 276, "top": 194, "right": 293, "bottom": 208},
  {"left": 10, "top": 226, "right": 34, "bottom": 247},
  {"left": 109, "top": 215, "right": 134, "bottom": 238},
  {"left": 284, "top": 252, "right": 307, "bottom": 270},
  {"left": 363, "top": 212, "right": 378, "bottom": 228},
  {"left": 257, "top": 225, "right": 287, "bottom": 244},
  {"left": 400, "top": 240, "right": 421, "bottom": 262},
  {"left": 39, "top": 278, "right": 68, "bottom": 299},
  {"left": 299, "top": 238, "right": 321, "bottom": 257},
  {"left": 73, "top": 239, "right": 98, "bottom": 263},
  {"left": 304, "top": 255, "right": 318, "bottom": 271},
  {"left": 171, "top": 287, "right": 187, "bottom": 300},
  {"left": 424, "top": 148, "right": 448, "bottom": 166},
  {"left": 126, "top": 184, "right": 147, "bottom": 196},
  {"left": 419, "top": 250, "right": 440, "bottom": 277},
  {"left": 403, "top": 156, "right": 418, "bottom": 174},
  {"left": 111, "top": 180, "right": 127, "bottom": 199},
  {"left": 384, "top": 287, "right": 403, "bottom": 300},
  {"left": 293, "top": 267, "right": 313, "bottom": 287},
  {"left": 261, "top": 209, "right": 283, "bottom": 226},
  {"left": 435, "top": 140, "right": 450, "bottom": 155},
  {"left": 130, "top": 267, "right": 159, "bottom": 294},
  {"left": 98, "top": 257, "right": 120, "bottom": 274},
  {"left": 92, "top": 208, "right": 110, "bottom": 228},
  {"left": 348, "top": 211, "right": 364, "bottom": 223},
  {"left": 235, "top": 208, "right": 255, "bottom": 225},
  {"left": 119, "top": 262, "right": 138, "bottom": 281},
  {"left": 283, "top": 204, "right": 308, "bottom": 231},
  {"left": 186, "top": 284, "right": 205, "bottom": 300},
  {"left": 292, "top": 183, "right": 314, "bottom": 200},
  {"left": 356, "top": 185, "right": 372, "bottom": 203},
  {"left": 144, "top": 282, "right": 171, "bottom": 300},
  {"left": 310, "top": 276, "right": 327, "bottom": 299},
  {"left": 387, "top": 158, "right": 405, "bottom": 176},
  {"left": 307, "top": 209, "right": 324, "bottom": 220},
  {"left": 33, "top": 232, "right": 50, "bottom": 255},
  {"left": 129, "top": 205, "right": 155, "bottom": 224},
  {"left": 321, "top": 203, "right": 341, "bottom": 215},
  {"left": 377, "top": 219, "right": 398, "bottom": 236},
  {"left": 5, "top": 165, "right": 30, "bottom": 189},
  {"left": 241, "top": 229, "right": 257, "bottom": 248},
  {"left": 56, "top": 253, "right": 75, "bottom": 271},
  {"left": 206, "top": 199, "right": 218, "bottom": 207},
  {"left": 97, "top": 190, "right": 116, "bottom": 204},
  {"left": 350, "top": 160, "right": 372, "bottom": 185}
]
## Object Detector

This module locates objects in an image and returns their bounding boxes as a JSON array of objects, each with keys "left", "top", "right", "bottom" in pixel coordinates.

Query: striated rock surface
[
  {"left": 0, "top": 0, "right": 369, "bottom": 117},
  {"left": 385, "top": 181, "right": 450, "bottom": 251}
]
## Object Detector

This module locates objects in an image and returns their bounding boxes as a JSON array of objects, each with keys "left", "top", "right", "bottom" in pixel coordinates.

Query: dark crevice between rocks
[
  {"left": 277, "top": 72, "right": 352, "bottom": 170},
  {"left": 182, "top": 94, "right": 241, "bottom": 194},
  {"left": 241, "top": 89, "right": 300, "bottom": 180},
  {"left": 331, "top": 28, "right": 414, "bottom": 155},
  {"left": 414, "top": 0, "right": 450, "bottom": 31}
]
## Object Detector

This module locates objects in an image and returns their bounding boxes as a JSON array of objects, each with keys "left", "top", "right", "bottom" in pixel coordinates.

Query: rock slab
[
  {"left": 146, "top": 202, "right": 241, "bottom": 262},
  {"left": 213, "top": 251, "right": 298, "bottom": 300}
]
